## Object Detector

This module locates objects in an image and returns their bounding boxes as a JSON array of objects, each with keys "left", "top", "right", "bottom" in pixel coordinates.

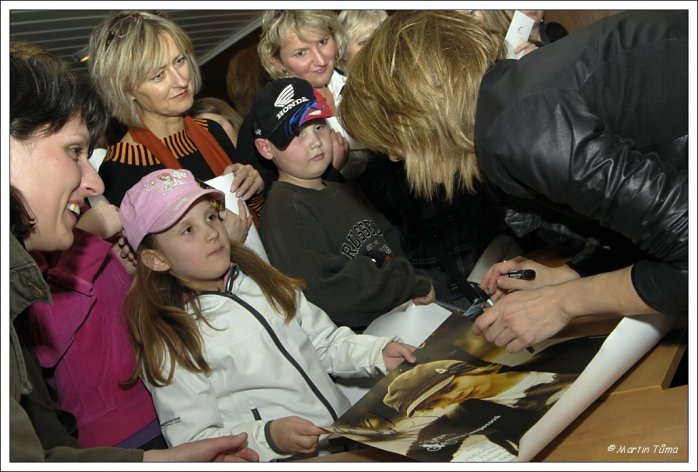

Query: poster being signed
[{"left": 328, "top": 309, "right": 673, "bottom": 461}]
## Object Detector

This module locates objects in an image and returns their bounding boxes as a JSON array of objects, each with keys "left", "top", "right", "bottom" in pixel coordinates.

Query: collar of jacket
[
  {"left": 10, "top": 234, "right": 51, "bottom": 396},
  {"left": 10, "top": 234, "right": 51, "bottom": 321}
]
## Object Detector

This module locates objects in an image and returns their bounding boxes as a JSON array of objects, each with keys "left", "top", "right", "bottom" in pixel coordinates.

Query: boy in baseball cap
[
  {"left": 252, "top": 77, "right": 334, "bottom": 150},
  {"left": 254, "top": 78, "right": 435, "bottom": 330}
]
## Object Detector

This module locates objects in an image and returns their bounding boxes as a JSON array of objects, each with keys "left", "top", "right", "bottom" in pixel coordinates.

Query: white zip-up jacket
[{"left": 145, "top": 266, "right": 396, "bottom": 461}]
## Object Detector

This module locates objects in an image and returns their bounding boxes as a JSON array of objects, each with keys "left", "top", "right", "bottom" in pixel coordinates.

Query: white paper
[
  {"left": 206, "top": 173, "right": 269, "bottom": 263},
  {"left": 505, "top": 10, "right": 535, "bottom": 59},
  {"left": 516, "top": 312, "right": 674, "bottom": 461},
  {"left": 334, "top": 302, "right": 452, "bottom": 405},
  {"left": 87, "top": 148, "right": 108, "bottom": 207},
  {"left": 363, "top": 302, "right": 452, "bottom": 347}
]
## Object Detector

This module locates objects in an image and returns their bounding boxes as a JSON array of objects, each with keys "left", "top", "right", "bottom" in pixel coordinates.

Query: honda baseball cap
[
  {"left": 119, "top": 169, "right": 224, "bottom": 250},
  {"left": 252, "top": 77, "right": 333, "bottom": 149}
]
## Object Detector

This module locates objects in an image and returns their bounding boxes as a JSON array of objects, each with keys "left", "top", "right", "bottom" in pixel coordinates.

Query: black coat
[{"left": 475, "top": 10, "right": 688, "bottom": 317}]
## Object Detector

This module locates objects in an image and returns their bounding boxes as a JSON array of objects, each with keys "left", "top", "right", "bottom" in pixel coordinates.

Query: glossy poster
[{"left": 328, "top": 312, "right": 610, "bottom": 461}]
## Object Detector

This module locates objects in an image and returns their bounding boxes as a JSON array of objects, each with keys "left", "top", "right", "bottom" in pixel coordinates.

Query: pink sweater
[{"left": 28, "top": 228, "right": 158, "bottom": 447}]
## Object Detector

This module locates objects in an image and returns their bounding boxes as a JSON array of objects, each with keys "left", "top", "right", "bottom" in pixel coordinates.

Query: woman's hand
[
  {"left": 471, "top": 284, "right": 575, "bottom": 353},
  {"left": 143, "top": 432, "right": 259, "bottom": 462},
  {"left": 473, "top": 265, "right": 655, "bottom": 353},
  {"left": 224, "top": 163, "right": 264, "bottom": 201},
  {"left": 382, "top": 341, "right": 417, "bottom": 371},
  {"left": 514, "top": 40, "right": 539, "bottom": 57},
  {"left": 330, "top": 129, "right": 349, "bottom": 171},
  {"left": 221, "top": 204, "right": 252, "bottom": 244},
  {"left": 269, "top": 416, "right": 327, "bottom": 455},
  {"left": 480, "top": 256, "right": 579, "bottom": 302}
]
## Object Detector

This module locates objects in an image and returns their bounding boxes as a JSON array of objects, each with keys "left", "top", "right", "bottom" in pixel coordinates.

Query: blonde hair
[
  {"left": 338, "top": 11, "right": 506, "bottom": 201},
  {"left": 88, "top": 11, "right": 202, "bottom": 128},
  {"left": 476, "top": 10, "right": 512, "bottom": 37},
  {"left": 337, "top": 10, "right": 388, "bottom": 69},
  {"left": 258, "top": 10, "right": 345, "bottom": 80}
]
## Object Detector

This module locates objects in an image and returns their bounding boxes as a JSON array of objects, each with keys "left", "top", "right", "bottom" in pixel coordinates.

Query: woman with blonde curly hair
[
  {"left": 339, "top": 10, "right": 687, "bottom": 354},
  {"left": 251, "top": 10, "right": 358, "bottom": 180},
  {"left": 337, "top": 9, "right": 388, "bottom": 71}
]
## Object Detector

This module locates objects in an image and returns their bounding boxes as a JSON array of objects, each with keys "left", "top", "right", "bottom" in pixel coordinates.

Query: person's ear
[
  {"left": 139, "top": 249, "right": 171, "bottom": 272},
  {"left": 255, "top": 138, "right": 275, "bottom": 160},
  {"left": 270, "top": 56, "right": 286, "bottom": 75}
]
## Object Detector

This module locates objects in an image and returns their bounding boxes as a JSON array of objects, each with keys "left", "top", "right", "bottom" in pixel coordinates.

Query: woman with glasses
[{"left": 87, "top": 11, "right": 264, "bottom": 223}]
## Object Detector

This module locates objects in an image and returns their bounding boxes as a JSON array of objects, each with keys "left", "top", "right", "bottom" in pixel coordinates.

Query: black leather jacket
[{"left": 475, "top": 10, "right": 688, "bottom": 316}]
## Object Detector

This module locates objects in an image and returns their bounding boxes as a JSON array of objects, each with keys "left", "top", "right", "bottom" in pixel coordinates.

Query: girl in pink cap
[{"left": 119, "top": 168, "right": 417, "bottom": 461}]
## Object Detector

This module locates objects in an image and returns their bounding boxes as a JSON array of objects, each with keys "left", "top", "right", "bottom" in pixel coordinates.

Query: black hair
[
  {"left": 10, "top": 41, "right": 109, "bottom": 153},
  {"left": 9, "top": 41, "right": 109, "bottom": 240}
]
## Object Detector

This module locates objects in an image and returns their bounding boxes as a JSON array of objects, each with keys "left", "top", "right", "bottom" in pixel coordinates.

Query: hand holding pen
[
  {"left": 472, "top": 256, "right": 584, "bottom": 354},
  {"left": 481, "top": 259, "right": 541, "bottom": 302},
  {"left": 505, "top": 269, "right": 536, "bottom": 280}
]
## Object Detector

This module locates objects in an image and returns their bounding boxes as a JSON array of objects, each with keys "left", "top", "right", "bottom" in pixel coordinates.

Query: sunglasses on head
[{"left": 105, "top": 11, "right": 161, "bottom": 50}]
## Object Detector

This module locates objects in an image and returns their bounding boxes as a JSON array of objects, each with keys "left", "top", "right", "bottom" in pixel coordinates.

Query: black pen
[{"left": 506, "top": 269, "right": 536, "bottom": 280}]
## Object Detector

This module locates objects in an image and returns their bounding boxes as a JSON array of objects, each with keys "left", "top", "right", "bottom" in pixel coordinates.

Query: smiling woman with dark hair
[{"left": 9, "top": 40, "right": 258, "bottom": 463}]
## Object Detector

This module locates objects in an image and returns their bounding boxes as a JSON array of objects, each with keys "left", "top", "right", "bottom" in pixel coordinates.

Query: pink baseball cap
[{"left": 119, "top": 169, "right": 224, "bottom": 250}]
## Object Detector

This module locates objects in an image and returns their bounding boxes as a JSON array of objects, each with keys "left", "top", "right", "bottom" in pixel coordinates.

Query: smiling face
[
  {"left": 519, "top": 10, "right": 544, "bottom": 23},
  {"left": 10, "top": 115, "right": 104, "bottom": 252},
  {"left": 273, "top": 28, "right": 337, "bottom": 88},
  {"left": 132, "top": 32, "right": 193, "bottom": 126},
  {"left": 148, "top": 199, "right": 231, "bottom": 292}
]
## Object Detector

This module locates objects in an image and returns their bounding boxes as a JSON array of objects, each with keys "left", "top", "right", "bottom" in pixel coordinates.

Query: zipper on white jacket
[{"left": 217, "top": 290, "right": 339, "bottom": 422}]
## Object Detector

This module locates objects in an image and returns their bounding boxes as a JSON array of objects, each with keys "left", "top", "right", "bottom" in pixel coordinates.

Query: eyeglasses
[{"left": 105, "top": 11, "right": 160, "bottom": 50}]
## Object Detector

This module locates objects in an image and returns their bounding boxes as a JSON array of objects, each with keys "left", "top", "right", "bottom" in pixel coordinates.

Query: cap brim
[
  {"left": 268, "top": 100, "right": 334, "bottom": 149},
  {"left": 406, "top": 375, "right": 454, "bottom": 417},
  {"left": 148, "top": 187, "right": 224, "bottom": 234}
]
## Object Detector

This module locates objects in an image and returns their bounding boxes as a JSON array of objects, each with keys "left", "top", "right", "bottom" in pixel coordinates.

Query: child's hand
[
  {"left": 77, "top": 198, "right": 122, "bottom": 240},
  {"left": 269, "top": 416, "right": 327, "bottom": 455},
  {"left": 382, "top": 341, "right": 417, "bottom": 371},
  {"left": 111, "top": 235, "right": 137, "bottom": 275},
  {"left": 330, "top": 130, "right": 349, "bottom": 171},
  {"left": 413, "top": 285, "right": 436, "bottom": 305}
]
